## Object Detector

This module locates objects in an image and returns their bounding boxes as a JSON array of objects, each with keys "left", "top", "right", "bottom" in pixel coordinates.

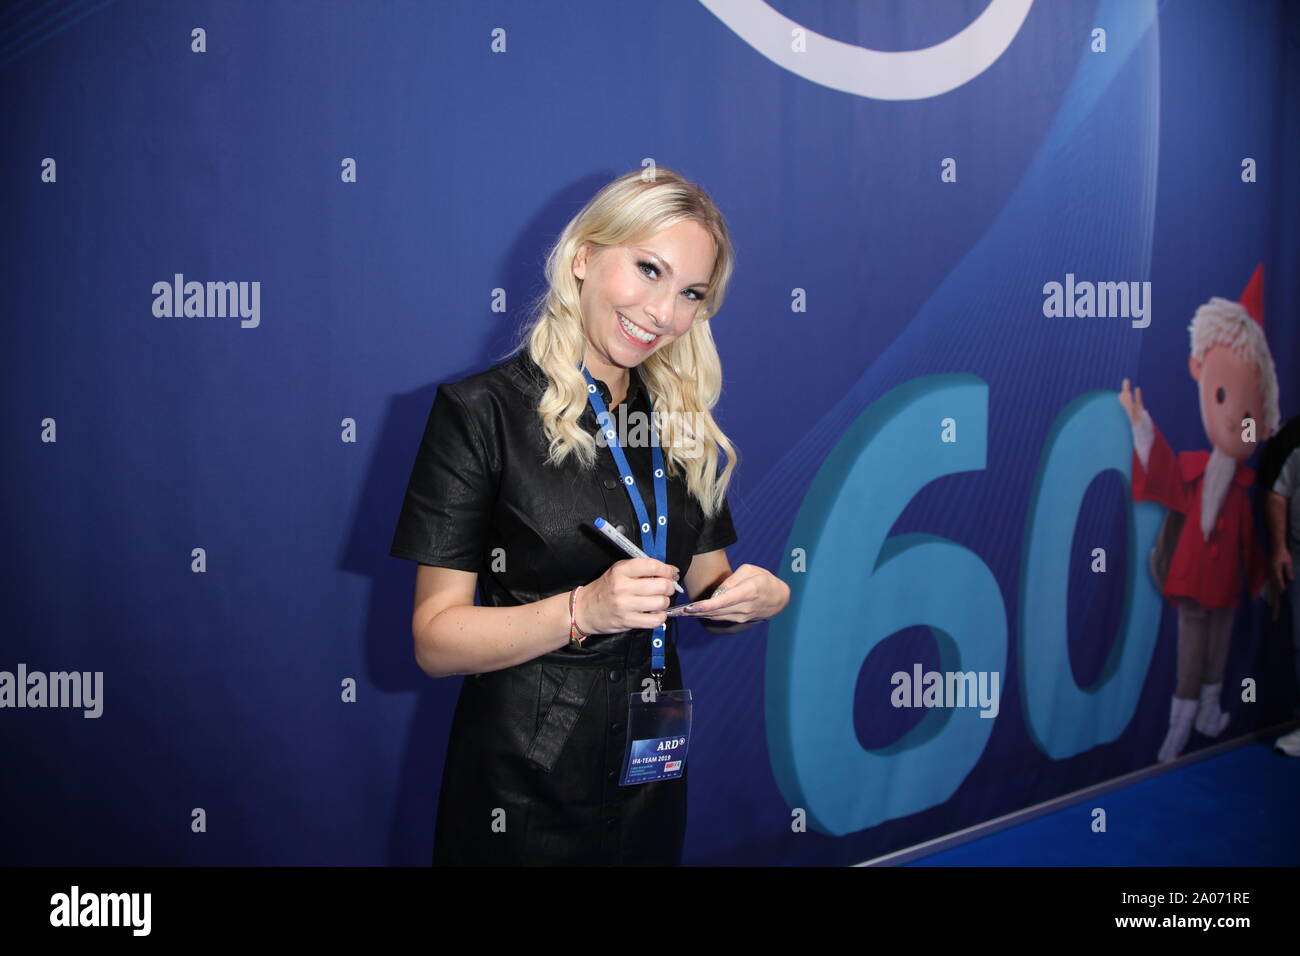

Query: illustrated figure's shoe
[
  {"left": 1157, "top": 696, "right": 1198, "bottom": 763},
  {"left": 1193, "top": 682, "right": 1230, "bottom": 737}
]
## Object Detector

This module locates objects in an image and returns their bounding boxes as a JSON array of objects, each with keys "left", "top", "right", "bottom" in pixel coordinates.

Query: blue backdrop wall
[{"left": 3, "top": 0, "right": 1297, "bottom": 866}]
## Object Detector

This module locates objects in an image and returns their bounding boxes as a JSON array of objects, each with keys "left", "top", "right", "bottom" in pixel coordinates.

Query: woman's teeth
[{"left": 618, "top": 313, "right": 658, "bottom": 344}]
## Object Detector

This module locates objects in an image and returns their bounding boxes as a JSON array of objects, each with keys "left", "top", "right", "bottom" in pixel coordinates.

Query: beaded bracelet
[{"left": 569, "top": 585, "right": 590, "bottom": 647}]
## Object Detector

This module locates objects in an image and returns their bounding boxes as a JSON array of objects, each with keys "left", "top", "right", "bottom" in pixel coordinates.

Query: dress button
[
  {"left": 611, "top": 722, "right": 623, "bottom": 733},
  {"left": 608, "top": 669, "right": 621, "bottom": 682},
  {"left": 605, "top": 818, "right": 617, "bottom": 829},
  {"left": 607, "top": 770, "right": 616, "bottom": 780},
  {"left": 603, "top": 477, "right": 618, "bottom": 489}
]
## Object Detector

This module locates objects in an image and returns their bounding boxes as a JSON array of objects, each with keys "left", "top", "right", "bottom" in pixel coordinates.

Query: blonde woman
[{"left": 390, "top": 167, "right": 790, "bottom": 865}]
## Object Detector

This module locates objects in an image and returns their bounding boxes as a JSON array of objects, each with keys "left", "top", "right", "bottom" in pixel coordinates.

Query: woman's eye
[
  {"left": 1215, "top": 387, "right": 1225, "bottom": 403},
  {"left": 639, "top": 260, "right": 703, "bottom": 301}
]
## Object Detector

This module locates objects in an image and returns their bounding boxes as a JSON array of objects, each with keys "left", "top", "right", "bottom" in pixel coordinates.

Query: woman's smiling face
[{"left": 572, "top": 219, "right": 716, "bottom": 378}]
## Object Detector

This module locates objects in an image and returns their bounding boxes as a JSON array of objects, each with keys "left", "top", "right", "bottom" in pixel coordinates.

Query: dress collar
[
  {"left": 588, "top": 365, "right": 642, "bottom": 408},
  {"left": 513, "top": 350, "right": 644, "bottom": 407}
]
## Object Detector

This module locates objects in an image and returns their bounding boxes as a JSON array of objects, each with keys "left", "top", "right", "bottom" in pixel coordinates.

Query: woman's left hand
[{"left": 680, "top": 564, "right": 789, "bottom": 624}]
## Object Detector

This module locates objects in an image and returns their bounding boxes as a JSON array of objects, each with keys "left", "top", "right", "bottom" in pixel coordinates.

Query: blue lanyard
[{"left": 581, "top": 365, "right": 669, "bottom": 678}]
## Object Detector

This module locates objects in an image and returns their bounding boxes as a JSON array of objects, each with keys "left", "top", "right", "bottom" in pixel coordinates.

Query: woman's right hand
[{"left": 575, "top": 558, "right": 680, "bottom": 635}]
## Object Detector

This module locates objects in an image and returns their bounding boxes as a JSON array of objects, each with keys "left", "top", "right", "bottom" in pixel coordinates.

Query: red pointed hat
[{"left": 1239, "top": 263, "right": 1264, "bottom": 326}]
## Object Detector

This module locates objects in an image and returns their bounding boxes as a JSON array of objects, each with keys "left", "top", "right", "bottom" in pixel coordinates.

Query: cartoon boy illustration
[{"left": 1118, "top": 264, "right": 1279, "bottom": 763}]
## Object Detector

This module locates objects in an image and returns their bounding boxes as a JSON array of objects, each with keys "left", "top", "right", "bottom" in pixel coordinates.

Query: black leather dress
[{"left": 389, "top": 350, "right": 737, "bottom": 865}]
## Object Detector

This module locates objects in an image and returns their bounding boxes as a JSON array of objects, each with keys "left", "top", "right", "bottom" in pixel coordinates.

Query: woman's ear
[{"left": 1187, "top": 353, "right": 1201, "bottom": 381}]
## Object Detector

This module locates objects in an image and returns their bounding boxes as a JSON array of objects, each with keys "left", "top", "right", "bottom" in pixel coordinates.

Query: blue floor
[{"left": 908, "top": 736, "right": 1300, "bottom": 865}]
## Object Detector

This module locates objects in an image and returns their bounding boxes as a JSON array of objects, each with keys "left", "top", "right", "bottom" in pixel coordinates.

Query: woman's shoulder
[
  {"left": 423, "top": 353, "right": 544, "bottom": 473},
  {"left": 443, "top": 350, "right": 545, "bottom": 407}
]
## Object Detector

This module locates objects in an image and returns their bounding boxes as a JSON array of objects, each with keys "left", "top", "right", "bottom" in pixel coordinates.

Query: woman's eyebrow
[{"left": 635, "top": 247, "right": 710, "bottom": 289}]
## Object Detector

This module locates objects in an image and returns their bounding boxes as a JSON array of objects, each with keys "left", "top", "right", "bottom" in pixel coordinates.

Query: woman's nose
[
  {"left": 655, "top": 289, "right": 682, "bottom": 325},
  {"left": 644, "top": 307, "right": 672, "bottom": 333}
]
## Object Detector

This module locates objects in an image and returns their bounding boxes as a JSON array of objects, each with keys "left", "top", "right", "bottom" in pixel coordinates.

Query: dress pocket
[
  {"left": 534, "top": 664, "right": 564, "bottom": 735},
  {"left": 525, "top": 665, "right": 601, "bottom": 773}
]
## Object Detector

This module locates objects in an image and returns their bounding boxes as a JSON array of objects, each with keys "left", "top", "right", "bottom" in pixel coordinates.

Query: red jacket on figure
[{"left": 1132, "top": 423, "right": 1268, "bottom": 610}]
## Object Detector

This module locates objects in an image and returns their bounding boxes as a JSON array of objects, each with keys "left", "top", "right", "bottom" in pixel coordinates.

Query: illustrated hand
[
  {"left": 1118, "top": 378, "right": 1145, "bottom": 426},
  {"left": 679, "top": 564, "right": 790, "bottom": 624},
  {"left": 575, "top": 558, "right": 679, "bottom": 635}
]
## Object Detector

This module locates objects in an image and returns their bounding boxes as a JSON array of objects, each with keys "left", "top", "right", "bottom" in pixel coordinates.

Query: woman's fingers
[{"left": 683, "top": 575, "right": 754, "bottom": 617}]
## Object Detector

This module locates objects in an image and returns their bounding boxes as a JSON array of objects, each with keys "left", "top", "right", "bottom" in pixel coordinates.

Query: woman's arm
[
  {"left": 683, "top": 548, "right": 731, "bottom": 603},
  {"left": 411, "top": 565, "right": 573, "bottom": 678}
]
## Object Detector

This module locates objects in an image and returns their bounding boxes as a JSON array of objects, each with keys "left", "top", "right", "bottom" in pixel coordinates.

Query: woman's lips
[{"left": 617, "top": 312, "right": 658, "bottom": 349}]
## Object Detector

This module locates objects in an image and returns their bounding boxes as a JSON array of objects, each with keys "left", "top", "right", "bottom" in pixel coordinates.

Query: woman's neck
[{"left": 581, "top": 349, "right": 630, "bottom": 406}]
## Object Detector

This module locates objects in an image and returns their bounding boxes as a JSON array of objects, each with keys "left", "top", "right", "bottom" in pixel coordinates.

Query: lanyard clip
[{"left": 651, "top": 669, "right": 664, "bottom": 696}]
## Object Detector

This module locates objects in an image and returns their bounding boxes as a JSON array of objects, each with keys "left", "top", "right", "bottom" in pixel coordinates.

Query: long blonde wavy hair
[{"left": 503, "top": 167, "right": 739, "bottom": 518}]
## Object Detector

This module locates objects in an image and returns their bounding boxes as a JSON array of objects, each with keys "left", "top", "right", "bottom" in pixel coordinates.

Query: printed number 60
[{"left": 765, "top": 375, "right": 1164, "bottom": 836}]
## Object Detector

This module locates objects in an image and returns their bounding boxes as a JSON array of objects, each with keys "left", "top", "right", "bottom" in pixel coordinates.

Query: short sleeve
[
  {"left": 693, "top": 494, "right": 738, "bottom": 555},
  {"left": 1273, "top": 447, "right": 1300, "bottom": 498},
  {"left": 389, "top": 384, "right": 496, "bottom": 571}
]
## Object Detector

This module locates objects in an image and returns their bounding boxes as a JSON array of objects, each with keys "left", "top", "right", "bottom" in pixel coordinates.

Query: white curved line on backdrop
[{"left": 697, "top": 0, "right": 1035, "bottom": 101}]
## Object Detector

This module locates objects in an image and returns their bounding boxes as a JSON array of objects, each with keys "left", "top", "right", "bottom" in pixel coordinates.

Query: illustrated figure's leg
[
  {"left": 1159, "top": 600, "right": 1206, "bottom": 762},
  {"left": 1193, "top": 605, "right": 1234, "bottom": 737}
]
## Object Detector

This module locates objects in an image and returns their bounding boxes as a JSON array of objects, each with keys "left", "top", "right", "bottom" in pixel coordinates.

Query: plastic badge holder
[{"left": 619, "top": 688, "right": 693, "bottom": 786}]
